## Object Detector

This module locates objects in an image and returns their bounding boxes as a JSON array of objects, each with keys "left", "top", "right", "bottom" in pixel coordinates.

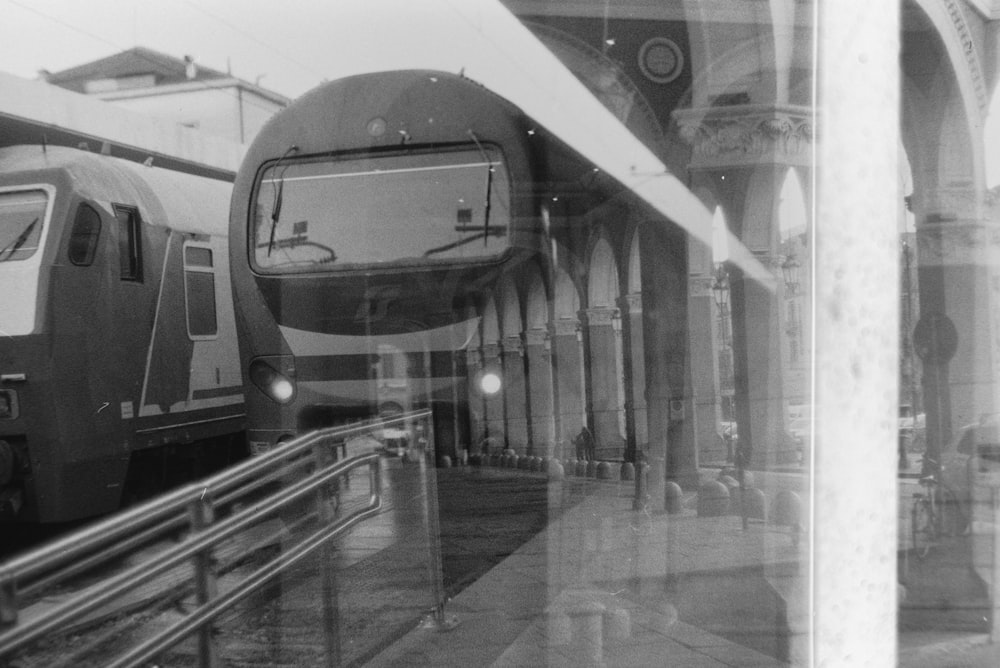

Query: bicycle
[{"left": 909, "top": 463, "right": 963, "bottom": 559}]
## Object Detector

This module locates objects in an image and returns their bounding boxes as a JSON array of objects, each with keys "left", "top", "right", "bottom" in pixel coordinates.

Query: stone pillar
[
  {"left": 625, "top": 293, "right": 648, "bottom": 453},
  {"left": 502, "top": 334, "right": 530, "bottom": 453},
  {"left": 688, "top": 275, "right": 724, "bottom": 464},
  {"left": 465, "top": 348, "right": 486, "bottom": 452},
  {"left": 482, "top": 342, "right": 505, "bottom": 446},
  {"left": 525, "top": 327, "right": 556, "bottom": 456},
  {"left": 730, "top": 253, "right": 789, "bottom": 468},
  {"left": 586, "top": 305, "right": 626, "bottom": 460},
  {"left": 552, "top": 317, "right": 585, "bottom": 446},
  {"left": 916, "top": 209, "right": 1000, "bottom": 464}
]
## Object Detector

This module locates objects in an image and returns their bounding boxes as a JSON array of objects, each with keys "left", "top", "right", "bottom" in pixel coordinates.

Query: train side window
[
  {"left": 67, "top": 203, "right": 101, "bottom": 266},
  {"left": 183, "top": 243, "right": 218, "bottom": 339},
  {"left": 113, "top": 205, "right": 143, "bottom": 281}
]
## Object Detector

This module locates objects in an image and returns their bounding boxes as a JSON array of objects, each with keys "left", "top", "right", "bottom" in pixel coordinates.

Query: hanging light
[
  {"left": 782, "top": 253, "right": 801, "bottom": 294},
  {"left": 712, "top": 265, "right": 729, "bottom": 310}
]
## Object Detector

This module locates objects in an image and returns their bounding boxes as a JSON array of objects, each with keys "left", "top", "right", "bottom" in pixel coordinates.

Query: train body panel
[
  {"left": 0, "top": 145, "right": 245, "bottom": 522},
  {"left": 230, "top": 71, "right": 631, "bottom": 457}
]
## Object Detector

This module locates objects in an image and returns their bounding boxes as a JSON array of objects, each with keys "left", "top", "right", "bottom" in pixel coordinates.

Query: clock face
[{"left": 638, "top": 37, "right": 684, "bottom": 84}]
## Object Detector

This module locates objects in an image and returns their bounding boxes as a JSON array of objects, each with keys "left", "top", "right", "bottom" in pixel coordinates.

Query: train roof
[{"left": 0, "top": 144, "right": 232, "bottom": 237}]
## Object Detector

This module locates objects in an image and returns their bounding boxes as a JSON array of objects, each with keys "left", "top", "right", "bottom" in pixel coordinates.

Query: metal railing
[{"left": 0, "top": 411, "right": 434, "bottom": 667}]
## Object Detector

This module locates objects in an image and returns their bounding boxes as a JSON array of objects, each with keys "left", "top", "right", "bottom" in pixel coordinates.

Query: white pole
[{"left": 815, "top": 1, "right": 900, "bottom": 664}]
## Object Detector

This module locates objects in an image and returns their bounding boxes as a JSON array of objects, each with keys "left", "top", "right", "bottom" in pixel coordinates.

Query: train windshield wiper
[
  {"left": 265, "top": 145, "right": 299, "bottom": 257},
  {"left": 0, "top": 217, "right": 38, "bottom": 261}
]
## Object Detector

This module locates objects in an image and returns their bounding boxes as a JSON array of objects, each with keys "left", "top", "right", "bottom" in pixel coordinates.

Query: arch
[
  {"left": 499, "top": 279, "right": 522, "bottom": 339},
  {"left": 554, "top": 261, "right": 581, "bottom": 319},
  {"left": 588, "top": 237, "right": 619, "bottom": 308}
]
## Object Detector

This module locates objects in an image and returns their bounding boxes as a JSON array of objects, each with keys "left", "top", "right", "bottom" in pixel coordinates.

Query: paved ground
[{"left": 369, "top": 467, "right": 808, "bottom": 667}]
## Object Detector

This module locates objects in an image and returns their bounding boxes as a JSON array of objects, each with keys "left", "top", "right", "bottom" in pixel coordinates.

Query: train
[
  {"left": 0, "top": 144, "right": 247, "bottom": 523},
  {"left": 229, "top": 69, "right": 679, "bottom": 463}
]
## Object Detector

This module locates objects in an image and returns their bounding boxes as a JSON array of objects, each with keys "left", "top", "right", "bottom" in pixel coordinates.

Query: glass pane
[
  {"left": 0, "top": 189, "right": 45, "bottom": 262},
  {"left": 252, "top": 148, "right": 511, "bottom": 272}
]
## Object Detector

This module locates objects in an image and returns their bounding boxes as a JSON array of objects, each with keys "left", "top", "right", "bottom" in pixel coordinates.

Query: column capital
[
  {"left": 585, "top": 305, "right": 620, "bottom": 326},
  {"left": 672, "top": 104, "right": 814, "bottom": 169}
]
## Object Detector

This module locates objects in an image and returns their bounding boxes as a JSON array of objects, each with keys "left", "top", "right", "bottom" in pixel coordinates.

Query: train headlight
[
  {"left": 475, "top": 370, "right": 503, "bottom": 396},
  {"left": 0, "top": 390, "right": 17, "bottom": 420},
  {"left": 249, "top": 358, "right": 296, "bottom": 404}
]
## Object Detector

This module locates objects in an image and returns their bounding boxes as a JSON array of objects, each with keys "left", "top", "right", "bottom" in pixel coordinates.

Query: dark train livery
[
  {"left": 229, "top": 69, "right": 671, "bottom": 460},
  {"left": 0, "top": 145, "right": 246, "bottom": 523}
]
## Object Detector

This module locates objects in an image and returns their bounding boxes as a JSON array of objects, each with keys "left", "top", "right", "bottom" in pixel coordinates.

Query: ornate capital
[
  {"left": 672, "top": 104, "right": 813, "bottom": 169},
  {"left": 585, "top": 306, "right": 619, "bottom": 326},
  {"left": 551, "top": 318, "right": 580, "bottom": 337}
]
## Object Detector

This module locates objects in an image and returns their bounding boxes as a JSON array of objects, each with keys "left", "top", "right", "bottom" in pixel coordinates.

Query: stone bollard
[
  {"left": 440, "top": 455, "right": 452, "bottom": 468},
  {"left": 697, "top": 480, "right": 730, "bottom": 517},
  {"left": 772, "top": 490, "right": 803, "bottom": 545},
  {"left": 620, "top": 462, "right": 635, "bottom": 481},
  {"left": 743, "top": 487, "right": 767, "bottom": 520},
  {"left": 567, "top": 598, "right": 605, "bottom": 664},
  {"left": 576, "top": 460, "right": 588, "bottom": 477},
  {"left": 664, "top": 481, "right": 684, "bottom": 514},
  {"left": 586, "top": 460, "right": 598, "bottom": 478},
  {"left": 596, "top": 461, "right": 613, "bottom": 480},
  {"left": 604, "top": 606, "right": 631, "bottom": 642},
  {"left": 717, "top": 475, "right": 741, "bottom": 515},
  {"left": 547, "top": 459, "right": 565, "bottom": 481}
]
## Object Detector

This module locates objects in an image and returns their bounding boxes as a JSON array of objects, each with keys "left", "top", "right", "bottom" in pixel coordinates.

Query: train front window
[
  {"left": 0, "top": 189, "right": 46, "bottom": 262},
  {"left": 252, "top": 147, "right": 510, "bottom": 272}
]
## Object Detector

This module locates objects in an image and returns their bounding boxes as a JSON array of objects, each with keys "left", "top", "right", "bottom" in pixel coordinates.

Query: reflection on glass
[
  {"left": 0, "top": 190, "right": 45, "bottom": 262},
  {"left": 253, "top": 148, "right": 510, "bottom": 272}
]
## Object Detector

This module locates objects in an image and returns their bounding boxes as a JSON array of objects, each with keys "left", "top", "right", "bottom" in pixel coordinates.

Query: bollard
[
  {"left": 772, "top": 490, "right": 803, "bottom": 545},
  {"left": 586, "top": 460, "right": 598, "bottom": 478},
  {"left": 664, "top": 481, "right": 684, "bottom": 514},
  {"left": 547, "top": 459, "right": 565, "bottom": 481},
  {"left": 440, "top": 455, "right": 452, "bottom": 468},
  {"left": 743, "top": 487, "right": 767, "bottom": 521},
  {"left": 620, "top": 462, "right": 635, "bottom": 481},
  {"left": 596, "top": 461, "right": 613, "bottom": 480},
  {"left": 604, "top": 606, "right": 631, "bottom": 642},
  {"left": 697, "top": 480, "right": 730, "bottom": 517},
  {"left": 576, "top": 460, "right": 588, "bottom": 477}
]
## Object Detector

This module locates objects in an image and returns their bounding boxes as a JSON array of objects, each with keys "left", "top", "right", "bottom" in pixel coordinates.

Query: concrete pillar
[
  {"left": 815, "top": 1, "right": 899, "bottom": 662},
  {"left": 586, "top": 306, "right": 626, "bottom": 460},
  {"left": 552, "top": 317, "right": 586, "bottom": 446},
  {"left": 915, "top": 212, "right": 999, "bottom": 463},
  {"left": 625, "top": 293, "right": 648, "bottom": 453},
  {"left": 525, "top": 327, "right": 556, "bottom": 456},
  {"left": 482, "top": 342, "right": 505, "bottom": 445},
  {"left": 688, "top": 275, "right": 725, "bottom": 464},
  {"left": 502, "top": 334, "right": 530, "bottom": 453}
]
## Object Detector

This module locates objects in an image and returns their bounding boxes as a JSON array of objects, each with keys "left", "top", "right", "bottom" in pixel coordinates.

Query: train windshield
[
  {"left": 0, "top": 189, "right": 46, "bottom": 262},
  {"left": 252, "top": 147, "right": 510, "bottom": 273}
]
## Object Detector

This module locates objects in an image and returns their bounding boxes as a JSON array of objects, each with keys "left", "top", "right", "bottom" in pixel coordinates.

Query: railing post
[
  {"left": 188, "top": 495, "right": 219, "bottom": 668},
  {"left": 314, "top": 438, "right": 342, "bottom": 667},
  {"left": 0, "top": 578, "right": 16, "bottom": 628},
  {"left": 418, "top": 413, "right": 458, "bottom": 630}
]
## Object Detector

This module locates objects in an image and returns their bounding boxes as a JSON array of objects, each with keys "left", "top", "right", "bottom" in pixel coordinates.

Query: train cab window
[
  {"left": 67, "top": 203, "right": 101, "bottom": 266},
  {"left": 113, "top": 205, "right": 142, "bottom": 281},
  {"left": 0, "top": 189, "right": 46, "bottom": 263},
  {"left": 183, "top": 243, "right": 218, "bottom": 338},
  {"left": 252, "top": 147, "right": 511, "bottom": 273}
]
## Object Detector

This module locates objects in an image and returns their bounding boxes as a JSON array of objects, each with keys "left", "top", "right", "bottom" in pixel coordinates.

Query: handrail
[{"left": 0, "top": 410, "right": 432, "bottom": 666}]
